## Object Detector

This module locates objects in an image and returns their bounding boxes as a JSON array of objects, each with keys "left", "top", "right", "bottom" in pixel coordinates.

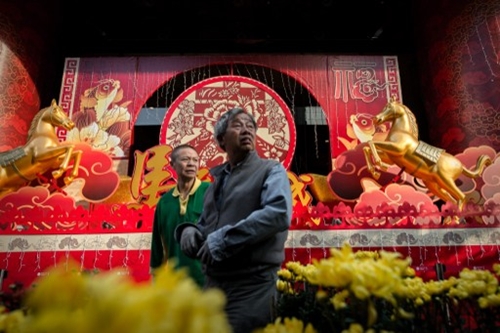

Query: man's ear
[{"left": 217, "top": 136, "right": 225, "bottom": 151}]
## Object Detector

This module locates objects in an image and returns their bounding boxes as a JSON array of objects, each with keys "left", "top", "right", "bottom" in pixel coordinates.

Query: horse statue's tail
[{"left": 462, "top": 155, "right": 492, "bottom": 178}]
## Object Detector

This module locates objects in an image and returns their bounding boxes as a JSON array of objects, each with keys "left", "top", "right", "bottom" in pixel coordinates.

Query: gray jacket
[{"left": 199, "top": 151, "right": 292, "bottom": 278}]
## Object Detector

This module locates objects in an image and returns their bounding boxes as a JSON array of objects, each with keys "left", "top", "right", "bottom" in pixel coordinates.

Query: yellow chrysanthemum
[
  {"left": 331, "top": 290, "right": 349, "bottom": 310},
  {"left": 253, "top": 317, "right": 317, "bottom": 333},
  {"left": 4, "top": 259, "right": 230, "bottom": 333},
  {"left": 478, "top": 293, "right": 500, "bottom": 308},
  {"left": 0, "top": 309, "right": 25, "bottom": 332},
  {"left": 448, "top": 268, "right": 499, "bottom": 299},
  {"left": 278, "top": 268, "right": 294, "bottom": 281},
  {"left": 341, "top": 322, "right": 364, "bottom": 333},
  {"left": 492, "top": 263, "right": 500, "bottom": 276}
]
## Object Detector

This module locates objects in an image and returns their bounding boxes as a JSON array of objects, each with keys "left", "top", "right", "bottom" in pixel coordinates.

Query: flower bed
[
  {"left": 273, "top": 244, "right": 500, "bottom": 332},
  {"left": 0, "top": 263, "right": 230, "bottom": 333},
  {"left": 1, "top": 244, "right": 499, "bottom": 333}
]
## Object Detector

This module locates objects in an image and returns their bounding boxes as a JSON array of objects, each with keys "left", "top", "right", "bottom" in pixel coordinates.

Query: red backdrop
[{"left": 1, "top": 54, "right": 499, "bottom": 292}]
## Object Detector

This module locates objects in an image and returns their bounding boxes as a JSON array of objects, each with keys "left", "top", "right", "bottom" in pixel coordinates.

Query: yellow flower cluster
[
  {"left": 277, "top": 262, "right": 316, "bottom": 295},
  {"left": 275, "top": 243, "right": 500, "bottom": 331},
  {"left": 308, "top": 244, "right": 412, "bottom": 305},
  {"left": 445, "top": 267, "right": 500, "bottom": 309},
  {"left": 0, "top": 260, "right": 230, "bottom": 333}
]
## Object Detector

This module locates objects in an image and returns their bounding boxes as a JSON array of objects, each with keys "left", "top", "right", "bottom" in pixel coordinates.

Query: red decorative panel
[
  {"left": 160, "top": 75, "right": 296, "bottom": 170},
  {"left": 416, "top": 0, "right": 500, "bottom": 153},
  {"left": 0, "top": 43, "right": 39, "bottom": 151},
  {"left": 327, "top": 56, "right": 402, "bottom": 156}
]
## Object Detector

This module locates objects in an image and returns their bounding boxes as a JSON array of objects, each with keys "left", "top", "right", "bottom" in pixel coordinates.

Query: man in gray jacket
[{"left": 175, "top": 107, "right": 292, "bottom": 333}]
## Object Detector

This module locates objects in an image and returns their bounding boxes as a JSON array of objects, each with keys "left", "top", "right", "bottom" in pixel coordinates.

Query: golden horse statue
[
  {"left": 0, "top": 99, "right": 82, "bottom": 197},
  {"left": 363, "top": 98, "right": 492, "bottom": 213}
]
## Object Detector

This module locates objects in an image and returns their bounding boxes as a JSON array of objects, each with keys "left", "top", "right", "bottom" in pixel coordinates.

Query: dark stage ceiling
[{"left": 60, "top": 0, "right": 416, "bottom": 56}]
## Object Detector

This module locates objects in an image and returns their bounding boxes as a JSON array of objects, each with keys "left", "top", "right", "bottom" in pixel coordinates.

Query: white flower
[
  {"left": 99, "top": 105, "right": 131, "bottom": 130},
  {"left": 66, "top": 122, "right": 124, "bottom": 157}
]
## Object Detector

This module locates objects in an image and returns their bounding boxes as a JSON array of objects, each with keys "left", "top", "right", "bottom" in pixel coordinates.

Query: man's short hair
[
  {"left": 170, "top": 144, "right": 197, "bottom": 163},
  {"left": 213, "top": 107, "right": 257, "bottom": 151}
]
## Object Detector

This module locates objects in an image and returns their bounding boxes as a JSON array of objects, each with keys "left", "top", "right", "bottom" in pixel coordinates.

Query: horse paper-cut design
[
  {"left": 363, "top": 97, "right": 492, "bottom": 216},
  {"left": 0, "top": 99, "right": 82, "bottom": 197}
]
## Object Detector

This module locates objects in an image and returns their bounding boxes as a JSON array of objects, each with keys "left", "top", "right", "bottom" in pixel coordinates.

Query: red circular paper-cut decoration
[{"left": 160, "top": 75, "right": 296, "bottom": 170}]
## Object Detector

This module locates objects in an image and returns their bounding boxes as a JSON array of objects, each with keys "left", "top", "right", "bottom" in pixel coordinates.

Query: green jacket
[{"left": 150, "top": 180, "right": 210, "bottom": 287}]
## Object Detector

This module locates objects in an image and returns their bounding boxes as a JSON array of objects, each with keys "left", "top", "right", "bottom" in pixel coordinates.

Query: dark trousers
[{"left": 205, "top": 270, "right": 278, "bottom": 333}]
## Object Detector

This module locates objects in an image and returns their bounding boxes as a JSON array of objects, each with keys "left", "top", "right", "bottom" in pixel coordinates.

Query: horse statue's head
[
  {"left": 45, "top": 99, "right": 75, "bottom": 130},
  {"left": 374, "top": 97, "right": 404, "bottom": 125},
  {"left": 374, "top": 97, "right": 418, "bottom": 139},
  {"left": 28, "top": 99, "right": 75, "bottom": 139}
]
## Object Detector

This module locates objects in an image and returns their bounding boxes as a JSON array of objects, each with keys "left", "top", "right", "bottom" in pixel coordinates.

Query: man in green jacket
[{"left": 150, "top": 144, "right": 210, "bottom": 287}]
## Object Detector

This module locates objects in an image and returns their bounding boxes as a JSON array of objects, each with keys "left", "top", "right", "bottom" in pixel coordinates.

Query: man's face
[
  {"left": 221, "top": 112, "right": 256, "bottom": 155},
  {"left": 172, "top": 147, "right": 200, "bottom": 180}
]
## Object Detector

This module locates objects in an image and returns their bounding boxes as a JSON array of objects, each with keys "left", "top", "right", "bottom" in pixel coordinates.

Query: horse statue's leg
[
  {"left": 424, "top": 177, "right": 465, "bottom": 225},
  {"left": 436, "top": 175, "right": 466, "bottom": 211},
  {"left": 52, "top": 146, "right": 82, "bottom": 184},
  {"left": 0, "top": 187, "right": 14, "bottom": 198},
  {"left": 363, "top": 141, "right": 394, "bottom": 179},
  {"left": 52, "top": 145, "right": 76, "bottom": 179},
  {"left": 363, "top": 146, "right": 381, "bottom": 179},
  {"left": 423, "top": 180, "right": 456, "bottom": 204},
  {"left": 63, "top": 149, "right": 82, "bottom": 184}
]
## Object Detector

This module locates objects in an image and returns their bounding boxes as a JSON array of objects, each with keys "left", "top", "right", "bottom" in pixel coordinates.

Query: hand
[
  {"left": 180, "top": 227, "right": 204, "bottom": 258},
  {"left": 197, "top": 241, "right": 214, "bottom": 265}
]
